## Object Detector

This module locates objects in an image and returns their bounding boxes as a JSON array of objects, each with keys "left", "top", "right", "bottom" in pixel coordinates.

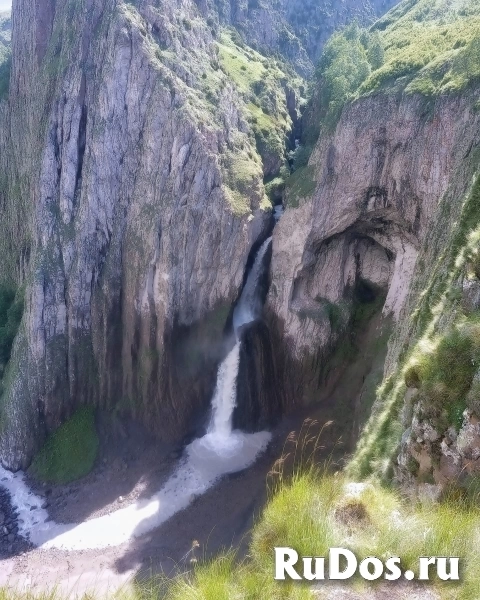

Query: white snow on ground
[{"left": 0, "top": 430, "right": 270, "bottom": 550}]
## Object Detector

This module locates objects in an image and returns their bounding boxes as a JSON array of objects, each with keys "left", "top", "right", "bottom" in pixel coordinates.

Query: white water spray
[
  {"left": 207, "top": 343, "right": 241, "bottom": 441},
  {"left": 0, "top": 238, "right": 273, "bottom": 550}
]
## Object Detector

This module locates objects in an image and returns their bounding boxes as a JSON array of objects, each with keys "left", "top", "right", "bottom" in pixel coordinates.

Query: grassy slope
[
  {"left": 362, "top": 0, "right": 480, "bottom": 95},
  {"left": 216, "top": 30, "right": 302, "bottom": 177},
  {"left": 300, "top": 0, "right": 480, "bottom": 150},
  {"left": 165, "top": 471, "right": 480, "bottom": 600}
]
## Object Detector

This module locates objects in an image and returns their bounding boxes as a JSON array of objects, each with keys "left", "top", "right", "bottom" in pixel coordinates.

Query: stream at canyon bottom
[{"left": 0, "top": 238, "right": 273, "bottom": 551}]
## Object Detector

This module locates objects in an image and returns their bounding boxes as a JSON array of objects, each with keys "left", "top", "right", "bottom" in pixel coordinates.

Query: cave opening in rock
[{"left": 354, "top": 278, "right": 378, "bottom": 305}]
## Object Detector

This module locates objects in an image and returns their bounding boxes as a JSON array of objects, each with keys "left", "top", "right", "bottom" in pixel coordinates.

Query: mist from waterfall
[
  {"left": 207, "top": 343, "right": 241, "bottom": 442},
  {"left": 0, "top": 237, "right": 273, "bottom": 550}
]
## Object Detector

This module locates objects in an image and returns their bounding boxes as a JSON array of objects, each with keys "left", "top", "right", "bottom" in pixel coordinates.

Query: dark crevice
[{"left": 74, "top": 74, "right": 88, "bottom": 199}]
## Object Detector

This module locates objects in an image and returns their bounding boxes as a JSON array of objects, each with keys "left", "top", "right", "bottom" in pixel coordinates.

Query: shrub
[
  {"left": 0, "top": 54, "right": 11, "bottom": 101},
  {"left": 289, "top": 144, "right": 313, "bottom": 170},
  {"left": 285, "top": 165, "right": 316, "bottom": 208},
  {"left": 314, "top": 22, "right": 374, "bottom": 129},
  {"left": 361, "top": 3, "right": 480, "bottom": 95}
]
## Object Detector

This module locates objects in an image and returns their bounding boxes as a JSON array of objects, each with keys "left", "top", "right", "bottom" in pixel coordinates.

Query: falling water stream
[{"left": 0, "top": 238, "right": 273, "bottom": 550}]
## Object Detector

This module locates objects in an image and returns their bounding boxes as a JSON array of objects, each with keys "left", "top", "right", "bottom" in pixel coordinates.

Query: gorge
[
  {"left": 0, "top": 237, "right": 273, "bottom": 551},
  {"left": 1, "top": 0, "right": 480, "bottom": 598}
]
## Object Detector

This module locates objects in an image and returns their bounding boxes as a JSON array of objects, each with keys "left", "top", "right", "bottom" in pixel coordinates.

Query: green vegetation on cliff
[
  {"left": 405, "top": 316, "right": 480, "bottom": 432},
  {"left": 0, "top": 285, "right": 23, "bottom": 367},
  {"left": 315, "top": 23, "right": 382, "bottom": 127},
  {"left": 217, "top": 30, "right": 301, "bottom": 173},
  {"left": 0, "top": 285, "right": 23, "bottom": 394},
  {"left": 284, "top": 165, "right": 316, "bottom": 208},
  {"left": 30, "top": 407, "right": 99, "bottom": 484},
  {"left": 308, "top": 0, "right": 480, "bottom": 138},
  {"left": 350, "top": 169, "right": 480, "bottom": 481},
  {"left": 363, "top": 0, "right": 480, "bottom": 95}
]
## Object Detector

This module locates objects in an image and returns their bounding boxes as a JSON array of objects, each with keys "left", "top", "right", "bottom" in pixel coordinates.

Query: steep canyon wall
[{"left": 0, "top": 0, "right": 408, "bottom": 471}]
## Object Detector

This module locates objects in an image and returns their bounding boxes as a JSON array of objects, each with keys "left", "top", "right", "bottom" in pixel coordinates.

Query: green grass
[
  {"left": 361, "top": 0, "right": 480, "bottom": 96},
  {"left": 157, "top": 462, "right": 480, "bottom": 600},
  {"left": 30, "top": 407, "right": 99, "bottom": 484},
  {"left": 309, "top": 0, "right": 480, "bottom": 138},
  {"left": 405, "top": 316, "right": 480, "bottom": 431},
  {"left": 0, "top": 591, "right": 61, "bottom": 600},
  {"left": 222, "top": 149, "right": 266, "bottom": 215},
  {"left": 264, "top": 176, "right": 285, "bottom": 202},
  {"left": 217, "top": 32, "right": 268, "bottom": 96},
  {"left": 217, "top": 30, "right": 301, "bottom": 169}
]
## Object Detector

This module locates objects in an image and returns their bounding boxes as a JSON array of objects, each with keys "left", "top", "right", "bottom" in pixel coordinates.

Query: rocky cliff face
[
  {"left": 259, "top": 0, "right": 480, "bottom": 493},
  {"left": 0, "top": 0, "right": 278, "bottom": 469},
  {"left": 386, "top": 140, "right": 480, "bottom": 494},
  {"left": 267, "top": 90, "right": 480, "bottom": 406},
  {"left": 3, "top": 0, "right": 476, "bottom": 491}
]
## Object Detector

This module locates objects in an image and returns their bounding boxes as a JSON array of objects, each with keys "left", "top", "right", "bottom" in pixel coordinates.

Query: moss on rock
[{"left": 30, "top": 407, "right": 99, "bottom": 484}]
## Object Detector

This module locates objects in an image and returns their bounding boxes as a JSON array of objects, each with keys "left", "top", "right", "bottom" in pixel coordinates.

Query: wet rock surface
[{"left": 0, "top": 485, "right": 33, "bottom": 558}]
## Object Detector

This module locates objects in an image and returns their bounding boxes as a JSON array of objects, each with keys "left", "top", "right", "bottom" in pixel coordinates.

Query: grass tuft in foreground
[{"left": 155, "top": 475, "right": 480, "bottom": 600}]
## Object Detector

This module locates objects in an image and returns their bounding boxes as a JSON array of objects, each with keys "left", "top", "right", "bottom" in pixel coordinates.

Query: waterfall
[
  {"left": 233, "top": 237, "right": 272, "bottom": 334},
  {"left": 207, "top": 342, "right": 241, "bottom": 441},
  {"left": 0, "top": 237, "right": 273, "bottom": 551},
  {"left": 205, "top": 236, "right": 272, "bottom": 447}
]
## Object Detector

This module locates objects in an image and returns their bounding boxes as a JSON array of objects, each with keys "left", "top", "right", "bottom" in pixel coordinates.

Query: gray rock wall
[
  {"left": 0, "top": 0, "right": 272, "bottom": 469},
  {"left": 267, "top": 91, "right": 480, "bottom": 406},
  {"left": 196, "top": 0, "right": 399, "bottom": 76}
]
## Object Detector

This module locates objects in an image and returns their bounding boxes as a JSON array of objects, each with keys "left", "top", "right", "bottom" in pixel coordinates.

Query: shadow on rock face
[{"left": 234, "top": 320, "right": 283, "bottom": 433}]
